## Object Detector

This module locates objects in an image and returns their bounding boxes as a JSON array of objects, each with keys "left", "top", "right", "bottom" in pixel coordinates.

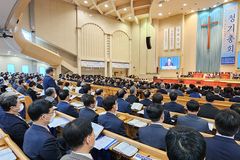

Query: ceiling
[
  {"left": 150, "top": 0, "right": 232, "bottom": 19},
  {"left": 63, "top": 0, "right": 234, "bottom": 22},
  {"left": 63, "top": 0, "right": 152, "bottom": 23},
  {"left": 0, "top": 0, "right": 17, "bottom": 29}
]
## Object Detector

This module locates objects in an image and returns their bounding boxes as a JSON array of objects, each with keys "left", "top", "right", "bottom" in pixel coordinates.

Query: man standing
[{"left": 43, "top": 67, "right": 60, "bottom": 94}]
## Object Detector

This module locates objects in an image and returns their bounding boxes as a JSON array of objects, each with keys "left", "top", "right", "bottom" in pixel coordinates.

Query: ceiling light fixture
[
  {"left": 202, "top": 8, "right": 207, "bottom": 11},
  {"left": 123, "top": 8, "right": 127, "bottom": 11},
  {"left": 159, "top": 3, "right": 163, "bottom": 7},
  {"left": 83, "top": 0, "right": 88, "bottom": 4},
  {"left": 128, "top": 16, "right": 132, "bottom": 20},
  {"left": 104, "top": 4, "right": 109, "bottom": 8},
  {"left": 224, "top": 0, "right": 228, "bottom": 2},
  {"left": 183, "top": 3, "right": 187, "bottom": 7},
  {"left": 158, "top": 13, "right": 163, "bottom": 16},
  {"left": 213, "top": 4, "right": 217, "bottom": 8}
]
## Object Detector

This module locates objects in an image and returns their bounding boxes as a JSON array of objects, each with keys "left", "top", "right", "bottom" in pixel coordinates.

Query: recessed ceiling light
[
  {"left": 123, "top": 8, "right": 127, "bottom": 11},
  {"left": 158, "top": 13, "right": 163, "bottom": 16},
  {"left": 202, "top": 8, "right": 207, "bottom": 10},
  {"left": 191, "top": 10, "right": 195, "bottom": 13},
  {"left": 128, "top": 16, "right": 132, "bottom": 20},
  {"left": 83, "top": 0, "right": 88, "bottom": 4},
  {"left": 168, "top": 12, "right": 171, "bottom": 15},
  {"left": 213, "top": 4, "right": 217, "bottom": 8},
  {"left": 224, "top": 0, "right": 228, "bottom": 2},
  {"left": 89, "top": 14, "right": 92, "bottom": 17},
  {"left": 183, "top": 3, "right": 187, "bottom": 7},
  {"left": 159, "top": 3, "right": 163, "bottom": 7},
  {"left": 104, "top": 4, "right": 109, "bottom": 8}
]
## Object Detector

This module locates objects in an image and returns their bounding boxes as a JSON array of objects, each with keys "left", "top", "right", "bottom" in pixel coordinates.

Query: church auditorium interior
[{"left": 0, "top": 0, "right": 240, "bottom": 160}]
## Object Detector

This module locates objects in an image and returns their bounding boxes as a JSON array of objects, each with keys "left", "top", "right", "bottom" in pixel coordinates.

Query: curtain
[{"left": 196, "top": 6, "right": 223, "bottom": 72}]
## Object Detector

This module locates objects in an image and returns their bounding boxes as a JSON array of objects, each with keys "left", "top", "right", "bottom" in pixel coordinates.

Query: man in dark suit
[
  {"left": 116, "top": 89, "right": 132, "bottom": 114},
  {"left": 79, "top": 94, "right": 98, "bottom": 123},
  {"left": 140, "top": 90, "right": 152, "bottom": 107},
  {"left": 61, "top": 118, "right": 94, "bottom": 160},
  {"left": 157, "top": 83, "right": 168, "bottom": 94},
  {"left": 57, "top": 90, "right": 79, "bottom": 118},
  {"left": 213, "top": 87, "right": 225, "bottom": 101},
  {"left": 44, "top": 87, "right": 58, "bottom": 107},
  {"left": 166, "top": 126, "right": 206, "bottom": 160},
  {"left": 164, "top": 92, "right": 186, "bottom": 113},
  {"left": 23, "top": 99, "right": 62, "bottom": 160},
  {"left": 98, "top": 96, "right": 126, "bottom": 136},
  {"left": 138, "top": 103, "right": 168, "bottom": 150},
  {"left": 229, "top": 90, "right": 240, "bottom": 102},
  {"left": 126, "top": 86, "right": 139, "bottom": 104},
  {"left": 16, "top": 79, "right": 27, "bottom": 96},
  {"left": 0, "top": 95, "right": 29, "bottom": 148},
  {"left": 205, "top": 109, "right": 240, "bottom": 160},
  {"left": 230, "top": 103, "right": 240, "bottom": 141},
  {"left": 43, "top": 67, "right": 60, "bottom": 94},
  {"left": 26, "top": 81, "right": 38, "bottom": 101},
  {"left": 144, "top": 93, "right": 164, "bottom": 119},
  {"left": 177, "top": 100, "right": 209, "bottom": 132},
  {"left": 36, "top": 78, "right": 44, "bottom": 89},
  {"left": 198, "top": 93, "right": 219, "bottom": 119},
  {"left": 95, "top": 89, "right": 104, "bottom": 107}
]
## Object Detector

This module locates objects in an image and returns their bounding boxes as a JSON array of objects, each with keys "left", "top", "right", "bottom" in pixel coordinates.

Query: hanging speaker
[{"left": 146, "top": 36, "right": 152, "bottom": 49}]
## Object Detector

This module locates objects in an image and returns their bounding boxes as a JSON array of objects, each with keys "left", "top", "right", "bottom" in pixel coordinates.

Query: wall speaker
[{"left": 146, "top": 36, "right": 152, "bottom": 49}]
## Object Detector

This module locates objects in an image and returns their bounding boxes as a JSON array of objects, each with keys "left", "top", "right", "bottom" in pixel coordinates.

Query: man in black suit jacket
[
  {"left": 166, "top": 126, "right": 206, "bottom": 160},
  {"left": 126, "top": 86, "right": 139, "bottom": 104},
  {"left": 205, "top": 110, "right": 240, "bottom": 160},
  {"left": 229, "top": 90, "right": 240, "bottom": 102},
  {"left": 177, "top": 100, "right": 209, "bottom": 132},
  {"left": 230, "top": 103, "right": 240, "bottom": 141},
  {"left": 0, "top": 94, "right": 29, "bottom": 148},
  {"left": 98, "top": 96, "right": 126, "bottom": 136},
  {"left": 138, "top": 103, "right": 168, "bottom": 150},
  {"left": 23, "top": 99, "right": 62, "bottom": 160},
  {"left": 79, "top": 94, "right": 98, "bottom": 123},
  {"left": 26, "top": 81, "right": 38, "bottom": 101},
  {"left": 43, "top": 67, "right": 60, "bottom": 94},
  {"left": 164, "top": 92, "right": 186, "bottom": 113},
  {"left": 198, "top": 93, "right": 219, "bottom": 119},
  {"left": 140, "top": 90, "right": 153, "bottom": 107},
  {"left": 213, "top": 87, "right": 225, "bottom": 101}
]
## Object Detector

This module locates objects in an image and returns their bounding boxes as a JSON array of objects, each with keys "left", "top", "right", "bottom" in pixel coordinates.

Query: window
[
  {"left": 39, "top": 66, "right": 45, "bottom": 75},
  {"left": 7, "top": 64, "right": 15, "bottom": 73},
  {"left": 22, "top": 65, "right": 29, "bottom": 73}
]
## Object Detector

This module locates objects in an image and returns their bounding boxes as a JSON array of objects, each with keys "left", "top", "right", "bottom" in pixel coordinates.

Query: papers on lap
[
  {"left": 91, "top": 122, "right": 104, "bottom": 139},
  {"left": 48, "top": 117, "right": 70, "bottom": 128},
  {"left": 113, "top": 142, "right": 138, "bottom": 157},
  {"left": 137, "top": 110, "right": 144, "bottom": 115},
  {"left": 94, "top": 136, "right": 117, "bottom": 150},
  {"left": 131, "top": 103, "right": 143, "bottom": 111},
  {"left": 127, "top": 119, "right": 148, "bottom": 128},
  {"left": 133, "top": 153, "right": 153, "bottom": 160},
  {"left": 70, "top": 101, "right": 84, "bottom": 109},
  {"left": 0, "top": 148, "right": 17, "bottom": 160}
]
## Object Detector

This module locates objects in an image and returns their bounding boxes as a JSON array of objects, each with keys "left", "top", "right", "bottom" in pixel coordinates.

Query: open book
[
  {"left": 131, "top": 103, "right": 143, "bottom": 111},
  {"left": 94, "top": 136, "right": 117, "bottom": 150},
  {"left": 113, "top": 142, "right": 138, "bottom": 157},
  {"left": 127, "top": 119, "right": 148, "bottom": 128},
  {"left": 0, "top": 148, "right": 17, "bottom": 160},
  {"left": 70, "top": 101, "right": 84, "bottom": 109},
  {"left": 48, "top": 117, "right": 70, "bottom": 128},
  {"left": 91, "top": 122, "right": 104, "bottom": 139}
]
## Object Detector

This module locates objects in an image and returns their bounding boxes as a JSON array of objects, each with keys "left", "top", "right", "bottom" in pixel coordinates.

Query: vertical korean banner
[{"left": 221, "top": 2, "right": 238, "bottom": 64}]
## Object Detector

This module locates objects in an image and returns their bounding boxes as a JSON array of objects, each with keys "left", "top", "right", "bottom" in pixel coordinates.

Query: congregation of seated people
[{"left": 0, "top": 71, "right": 240, "bottom": 160}]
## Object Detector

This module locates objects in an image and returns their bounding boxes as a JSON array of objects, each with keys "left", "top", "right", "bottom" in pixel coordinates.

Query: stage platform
[{"left": 153, "top": 78, "right": 240, "bottom": 87}]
